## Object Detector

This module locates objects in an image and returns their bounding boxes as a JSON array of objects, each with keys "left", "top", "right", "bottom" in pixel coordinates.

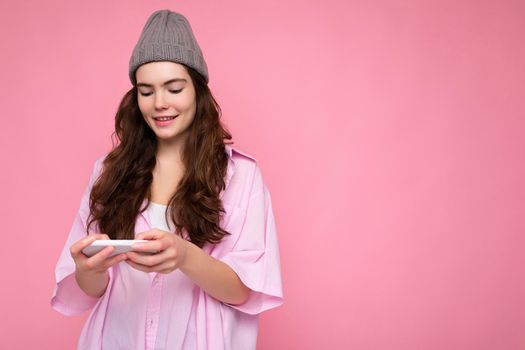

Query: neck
[{"left": 155, "top": 134, "right": 188, "bottom": 165}]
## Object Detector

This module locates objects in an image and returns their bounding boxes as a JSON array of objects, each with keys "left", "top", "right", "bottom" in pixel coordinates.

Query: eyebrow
[{"left": 136, "top": 78, "right": 187, "bottom": 88}]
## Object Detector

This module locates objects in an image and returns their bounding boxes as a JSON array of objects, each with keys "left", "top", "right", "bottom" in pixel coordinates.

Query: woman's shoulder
[
  {"left": 225, "top": 143, "right": 257, "bottom": 164},
  {"left": 224, "top": 144, "right": 261, "bottom": 177},
  {"left": 95, "top": 152, "right": 109, "bottom": 165},
  {"left": 225, "top": 144, "right": 260, "bottom": 177},
  {"left": 224, "top": 144, "right": 267, "bottom": 194},
  {"left": 86, "top": 152, "right": 110, "bottom": 183},
  {"left": 94, "top": 152, "right": 110, "bottom": 172}
]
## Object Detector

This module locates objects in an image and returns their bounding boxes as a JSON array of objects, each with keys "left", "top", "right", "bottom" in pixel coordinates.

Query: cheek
[
  {"left": 137, "top": 95, "right": 154, "bottom": 112},
  {"left": 181, "top": 90, "right": 196, "bottom": 112},
  {"left": 137, "top": 98, "right": 146, "bottom": 115},
  {"left": 184, "top": 99, "right": 197, "bottom": 119},
  {"left": 184, "top": 106, "right": 196, "bottom": 125}
]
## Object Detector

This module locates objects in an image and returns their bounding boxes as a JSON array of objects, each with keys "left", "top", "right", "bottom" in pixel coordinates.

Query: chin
[{"left": 156, "top": 130, "right": 187, "bottom": 140}]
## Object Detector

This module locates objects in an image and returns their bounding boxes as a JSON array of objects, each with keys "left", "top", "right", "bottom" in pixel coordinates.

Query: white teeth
[{"left": 155, "top": 116, "right": 175, "bottom": 121}]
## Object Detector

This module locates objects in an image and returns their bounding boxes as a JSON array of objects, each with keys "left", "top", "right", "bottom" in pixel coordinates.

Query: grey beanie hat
[{"left": 129, "top": 9, "right": 209, "bottom": 85}]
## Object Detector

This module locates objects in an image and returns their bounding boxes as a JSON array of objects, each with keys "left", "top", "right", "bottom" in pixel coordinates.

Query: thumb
[{"left": 135, "top": 229, "right": 163, "bottom": 240}]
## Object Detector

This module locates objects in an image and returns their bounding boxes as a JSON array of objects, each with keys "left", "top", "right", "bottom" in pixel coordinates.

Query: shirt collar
[
  {"left": 224, "top": 143, "right": 257, "bottom": 189},
  {"left": 224, "top": 143, "right": 257, "bottom": 163}
]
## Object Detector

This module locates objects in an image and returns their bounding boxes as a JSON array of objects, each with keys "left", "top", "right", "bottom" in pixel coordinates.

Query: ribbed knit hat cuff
[{"left": 129, "top": 43, "right": 209, "bottom": 85}]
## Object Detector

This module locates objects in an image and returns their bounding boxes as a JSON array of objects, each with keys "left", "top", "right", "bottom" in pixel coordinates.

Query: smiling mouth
[{"left": 153, "top": 115, "right": 178, "bottom": 121}]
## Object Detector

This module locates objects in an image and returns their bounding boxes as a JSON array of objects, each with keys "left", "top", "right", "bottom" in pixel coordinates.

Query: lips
[
  {"left": 153, "top": 115, "right": 178, "bottom": 121},
  {"left": 152, "top": 115, "right": 179, "bottom": 127}
]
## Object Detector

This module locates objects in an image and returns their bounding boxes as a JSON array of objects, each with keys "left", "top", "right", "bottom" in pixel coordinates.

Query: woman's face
[{"left": 136, "top": 61, "right": 197, "bottom": 144}]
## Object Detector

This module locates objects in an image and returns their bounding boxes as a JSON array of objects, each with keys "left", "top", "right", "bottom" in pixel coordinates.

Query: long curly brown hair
[{"left": 86, "top": 64, "right": 233, "bottom": 248}]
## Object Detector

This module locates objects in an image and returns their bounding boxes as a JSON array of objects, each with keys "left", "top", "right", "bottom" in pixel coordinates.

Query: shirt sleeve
[
  {"left": 50, "top": 155, "right": 108, "bottom": 316},
  {"left": 219, "top": 165, "right": 284, "bottom": 315}
]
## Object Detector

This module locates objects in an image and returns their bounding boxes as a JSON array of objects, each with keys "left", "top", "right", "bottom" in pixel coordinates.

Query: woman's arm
[
  {"left": 126, "top": 230, "right": 251, "bottom": 305},
  {"left": 179, "top": 241, "right": 251, "bottom": 305},
  {"left": 75, "top": 269, "right": 110, "bottom": 298},
  {"left": 70, "top": 233, "right": 128, "bottom": 298}
]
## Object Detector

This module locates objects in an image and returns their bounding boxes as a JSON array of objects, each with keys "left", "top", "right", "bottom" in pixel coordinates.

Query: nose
[{"left": 154, "top": 91, "right": 168, "bottom": 109}]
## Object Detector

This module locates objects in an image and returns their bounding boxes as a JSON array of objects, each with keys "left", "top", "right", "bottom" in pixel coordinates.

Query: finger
[
  {"left": 126, "top": 259, "right": 153, "bottom": 273},
  {"left": 131, "top": 240, "right": 165, "bottom": 253},
  {"left": 80, "top": 233, "right": 110, "bottom": 251},
  {"left": 127, "top": 258, "right": 176, "bottom": 273},
  {"left": 70, "top": 235, "right": 99, "bottom": 258},
  {"left": 127, "top": 248, "right": 172, "bottom": 266},
  {"left": 152, "top": 260, "right": 177, "bottom": 274},
  {"left": 135, "top": 229, "right": 164, "bottom": 241},
  {"left": 85, "top": 246, "right": 115, "bottom": 269},
  {"left": 101, "top": 253, "right": 128, "bottom": 269}
]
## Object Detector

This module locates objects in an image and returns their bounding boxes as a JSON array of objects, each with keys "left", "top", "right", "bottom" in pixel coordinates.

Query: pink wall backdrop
[{"left": 1, "top": 0, "right": 524, "bottom": 349}]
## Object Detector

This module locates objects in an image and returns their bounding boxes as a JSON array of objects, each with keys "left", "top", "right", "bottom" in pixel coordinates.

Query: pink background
[{"left": 1, "top": 0, "right": 524, "bottom": 349}]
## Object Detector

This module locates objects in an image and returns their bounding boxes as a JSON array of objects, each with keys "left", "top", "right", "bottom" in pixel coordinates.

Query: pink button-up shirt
[{"left": 51, "top": 145, "right": 284, "bottom": 349}]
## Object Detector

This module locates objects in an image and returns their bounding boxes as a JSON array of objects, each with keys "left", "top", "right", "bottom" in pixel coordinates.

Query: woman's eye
[{"left": 139, "top": 89, "right": 182, "bottom": 96}]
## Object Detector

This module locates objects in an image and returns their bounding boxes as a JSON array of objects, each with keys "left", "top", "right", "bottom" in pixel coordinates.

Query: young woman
[{"left": 51, "top": 9, "right": 283, "bottom": 349}]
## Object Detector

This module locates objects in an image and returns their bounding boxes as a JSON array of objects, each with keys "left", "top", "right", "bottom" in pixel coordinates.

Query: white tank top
[
  {"left": 145, "top": 202, "right": 174, "bottom": 280},
  {"left": 147, "top": 202, "right": 173, "bottom": 231}
]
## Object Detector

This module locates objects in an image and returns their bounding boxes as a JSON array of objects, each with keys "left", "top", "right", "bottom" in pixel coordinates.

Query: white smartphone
[{"left": 81, "top": 240, "right": 158, "bottom": 257}]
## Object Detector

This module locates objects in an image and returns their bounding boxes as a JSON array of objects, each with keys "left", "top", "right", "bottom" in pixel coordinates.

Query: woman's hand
[
  {"left": 126, "top": 229, "right": 189, "bottom": 274},
  {"left": 69, "top": 233, "right": 128, "bottom": 297},
  {"left": 128, "top": 230, "right": 250, "bottom": 305},
  {"left": 70, "top": 233, "right": 128, "bottom": 275}
]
